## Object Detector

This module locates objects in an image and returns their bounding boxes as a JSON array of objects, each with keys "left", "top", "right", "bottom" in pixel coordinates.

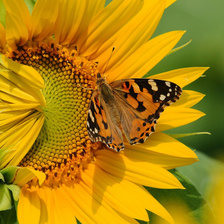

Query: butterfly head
[
  {"left": 97, "top": 73, "right": 102, "bottom": 79},
  {"left": 96, "top": 73, "right": 106, "bottom": 87}
]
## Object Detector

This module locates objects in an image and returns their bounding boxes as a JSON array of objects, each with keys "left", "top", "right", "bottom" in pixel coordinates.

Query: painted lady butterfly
[{"left": 87, "top": 73, "right": 182, "bottom": 152}]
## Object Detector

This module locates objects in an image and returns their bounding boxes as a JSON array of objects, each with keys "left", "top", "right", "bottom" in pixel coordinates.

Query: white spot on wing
[
  {"left": 148, "top": 80, "right": 158, "bottom": 91},
  {"left": 165, "top": 81, "right": 171, "bottom": 87},
  {"left": 160, "top": 94, "right": 166, "bottom": 100},
  {"left": 89, "top": 109, "right": 95, "bottom": 122}
]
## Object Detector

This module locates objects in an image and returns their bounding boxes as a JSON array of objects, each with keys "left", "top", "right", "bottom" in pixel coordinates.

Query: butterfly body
[
  {"left": 87, "top": 73, "right": 182, "bottom": 152},
  {"left": 97, "top": 77, "right": 116, "bottom": 109}
]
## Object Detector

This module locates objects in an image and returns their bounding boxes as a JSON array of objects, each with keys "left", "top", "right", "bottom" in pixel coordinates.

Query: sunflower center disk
[{"left": 10, "top": 44, "right": 99, "bottom": 187}]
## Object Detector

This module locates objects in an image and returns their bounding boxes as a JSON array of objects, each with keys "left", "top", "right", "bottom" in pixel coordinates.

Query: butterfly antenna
[{"left": 103, "top": 47, "right": 115, "bottom": 76}]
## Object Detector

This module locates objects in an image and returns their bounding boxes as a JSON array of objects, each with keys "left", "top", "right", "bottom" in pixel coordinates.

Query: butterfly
[{"left": 87, "top": 73, "right": 182, "bottom": 152}]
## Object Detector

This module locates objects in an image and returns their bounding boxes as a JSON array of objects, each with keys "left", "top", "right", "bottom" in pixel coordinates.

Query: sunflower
[{"left": 0, "top": 0, "right": 208, "bottom": 223}]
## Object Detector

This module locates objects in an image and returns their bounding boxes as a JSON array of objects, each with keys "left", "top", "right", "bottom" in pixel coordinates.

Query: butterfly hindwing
[
  {"left": 87, "top": 92, "right": 124, "bottom": 151},
  {"left": 112, "top": 92, "right": 156, "bottom": 145}
]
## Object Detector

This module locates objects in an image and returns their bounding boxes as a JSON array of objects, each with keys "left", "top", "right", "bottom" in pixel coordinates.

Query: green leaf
[
  {"left": 1, "top": 167, "right": 17, "bottom": 184},
  {"left": 76, "top": 219, "right": 81, "bottom": 224},
  {"left": 0, "top": 173, "right": 4, "bottom": 182},
  {"left": 0, "top": 184, "right": 12, "bottom": 211},
  {"left": 7, "top": 185, "right": 20, "bottom": 201},
  {"left": 0, "top": 206, "right": 18, "bottom": 224},
  {"left": 170, "top": 170, "right": 205, "bottom": 211}
]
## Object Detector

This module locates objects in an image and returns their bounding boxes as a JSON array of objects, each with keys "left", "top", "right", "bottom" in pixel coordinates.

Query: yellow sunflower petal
[
  {"left": 0, "top": 103, "right": 40, "bottom": 112},
  {"left": 65, "top": 183, "right": 138, "bottom": 224},
  {"left": 0, "top": 114, "right": 35, "bottom": 147},
  {"left": 173, "top": 90, "right": 205, "bottom": 108},
  {"left": 106, "top": 31, "right": 185, "bottom": 82},
  {"left": 0, "top": 54, "right": 44, "bottom": 89},
  {"left": 83, "top": 164, "right": 174, "bottom": 223},
  {"left": 0, "top": 23, "right": 6, "bottom": 50},
  {"left": 0, "top": 70, "right": 45, "bottom": 105},
  {"left": 124, "top": 132, "right": 198, "bottom": 169},
  {"left": 129, "top": 132, "right": 198, "bottom": 158},
  {"left": 37, "top": 187, "right": 74, "bottom": 224},
  {"left": 0, "top": 113, "right": 44, "bottom": 168},
  {"left": 38, "top": 187, "right": 55, "bottom": 224},
  {"left": 31, "top": 0, "right": 59, "bottom": 41},
  {"left": 95, "top": 150, "right": 183, "bottom": 189},
  {"left": 52, "top": 188, "right": 78, "bottom": 224},
  {"left": 55, "top": 187, "right": 96, "bottom": 224},
  {"left": 55, "top": 0, "right": 105, "bottom": 46},
  {"left": 82, "top": 164, "right": 149, "bottom": 221},
  {"left": 79, "top": 0, "right": 143, "bottom": 56},
  {"left": 149, "top": 67, "right": 209, "bottom": 88},
  {"left": 0, "top": 110, "right": 33, "bottom": 127},
  {"left": 93, "top": 0, "right": 165, "bottom": 72},
  {"left": 3, "top": 0, "right": 31, "bottom": 47},
  {"left": 55, "top": 0, "right": 88, "bottom": 45},
  {"left": 0, "top": 75, "right": 37, "bottom": 103},
  {"left": 8, "top": 114, "right": 44, "bottom": 167},
  {"left": 0, "top": 54, "right": 45, "bottom": 106},
  {"left": 18, "top": 189, "right": 41, "bottom": 224},
  {"left": 13, "top": 167, "right": 46, "bottom": 187},
  {"left": 0, "top": 91, "right": 32, "bottom": 104},
  {"left": 157, "top": 107, "right": 205, "bottom": 132}
]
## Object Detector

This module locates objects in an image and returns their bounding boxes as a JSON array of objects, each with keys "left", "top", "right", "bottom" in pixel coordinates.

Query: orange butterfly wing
[
  {"left": 87, "top": 78, "right": 182, "bottom": 151},
  {"left": 111, "top": 78, "right": 182, "bottom": 145}
]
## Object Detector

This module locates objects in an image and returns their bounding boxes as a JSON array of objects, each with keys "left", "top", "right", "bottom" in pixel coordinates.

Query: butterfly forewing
[
  {"left": 87, "top": 78, "right": 182, "bottom": 151},
  {"left": 110, "top": 79, "right": 181, "bottom": 146},
  {"left": 111, "top": 78, "right": 182, "bottom": 106}
]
